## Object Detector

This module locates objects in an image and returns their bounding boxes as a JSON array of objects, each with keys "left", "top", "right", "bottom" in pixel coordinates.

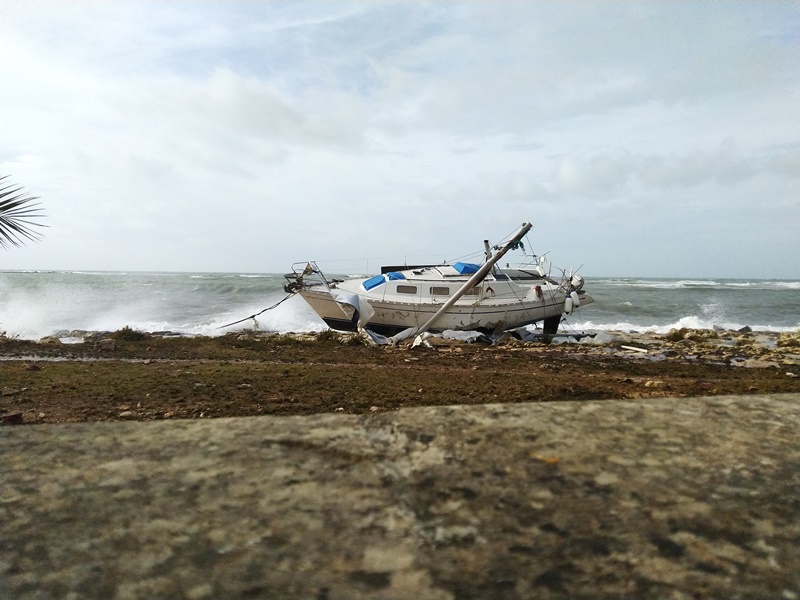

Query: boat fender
[
  {"left": 570, "top": 290, "right": 580, "bottom": 309},
  {"left": 534, "top": 285, "right": 544, "bottom": 302},
  {"left": 564, "top": 295, "right": 574, "bottom": 314}
]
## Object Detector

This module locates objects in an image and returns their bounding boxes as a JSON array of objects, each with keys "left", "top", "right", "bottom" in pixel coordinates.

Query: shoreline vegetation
[{"left": 2, "top": 327, "right": 799, "bottom": 425}]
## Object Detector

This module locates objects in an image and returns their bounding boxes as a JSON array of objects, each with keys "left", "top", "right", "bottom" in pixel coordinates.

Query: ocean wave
[
  {"left": 188, "top": 273, "right": 277, "bottom": 281},
  {"left": 771, "top": 281, "right": 800, "bottom": 290},
  {"left": 572, "top": 316, "right": 799, "bottom": 334},
  {"left": 594, "top": 278, "right": 800, "bottom": 291},
  {"left": 0, "top": 293, "right": 326, "bottom": 340},
  {"left": 675, "top": 280, "right": 721, "bottom": 287},
  {"left": 596, "top": 279, "right": 719, "bottom": 289}
]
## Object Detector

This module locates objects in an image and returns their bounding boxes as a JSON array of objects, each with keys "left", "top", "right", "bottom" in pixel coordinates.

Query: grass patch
[
  {"left": 316, "top": 329, "right": 343, "bottom": 343},
  {"left": 112, "top": 326, "right": 149, "bottom": 341}
]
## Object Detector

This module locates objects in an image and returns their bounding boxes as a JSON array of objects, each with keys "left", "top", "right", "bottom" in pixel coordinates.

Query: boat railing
[{"left": 284, "top": 261, "right": 333, "bottom": 293}]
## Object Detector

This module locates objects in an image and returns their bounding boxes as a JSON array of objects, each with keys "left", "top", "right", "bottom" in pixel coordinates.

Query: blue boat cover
[
  {"left": 453, "top": 262, "right": 480, "bottom": 274},
  {"left": 385, "top": 271, "right": 406, "bottom": 280},
  {"left": 363, "top": 275, "right": 386, "bottom": 290}
]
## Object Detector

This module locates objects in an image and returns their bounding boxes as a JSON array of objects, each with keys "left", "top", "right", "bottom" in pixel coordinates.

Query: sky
[{"left": 1, "top": 1, "right": 798, "bottom": 278}]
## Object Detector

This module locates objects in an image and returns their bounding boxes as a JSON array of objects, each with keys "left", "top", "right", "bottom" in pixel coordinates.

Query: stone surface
[{"left": 2, "top": 394, "right": 799, "bottom": 599}]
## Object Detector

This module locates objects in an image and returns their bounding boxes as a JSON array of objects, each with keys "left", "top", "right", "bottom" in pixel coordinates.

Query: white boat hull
[
  {"left": 299, "top": 287, "right": 593, "bottom": 336},
  {"left": 287, "top": 221, "right": 593, "bottom": 337}
]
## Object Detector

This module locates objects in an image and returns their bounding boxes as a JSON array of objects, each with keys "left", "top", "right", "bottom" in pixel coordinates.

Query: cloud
[
  {"left": 553, "top": 140, "right": 800, "bottom": 197},
  {"left": 0, "top": 1, "right": 798, "bottom": 277}
]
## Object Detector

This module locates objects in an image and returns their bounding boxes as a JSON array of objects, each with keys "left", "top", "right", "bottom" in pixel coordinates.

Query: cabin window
[
  {"left": 464, "top": 286, "right": 481, "bottom": 296},
  {"left": 397, "top": 285, "right": 418, "bottom": 294},
  {"left": 430, "top": 286, "right": 450, "bottom": 296}
]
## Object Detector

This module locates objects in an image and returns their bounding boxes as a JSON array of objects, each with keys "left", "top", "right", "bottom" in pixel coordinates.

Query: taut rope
[{"left": 217, "top": 292, "right": 296, "bottom": 329}]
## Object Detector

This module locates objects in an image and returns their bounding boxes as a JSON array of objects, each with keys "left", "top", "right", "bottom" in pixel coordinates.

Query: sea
[{"left": 1, "top": 270, "right": 798, "bottom": 341}]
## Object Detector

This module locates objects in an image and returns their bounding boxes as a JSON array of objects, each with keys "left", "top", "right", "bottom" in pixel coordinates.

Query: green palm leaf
[{"left": 0, "top": 176, "right": 47, "bottom": 249}]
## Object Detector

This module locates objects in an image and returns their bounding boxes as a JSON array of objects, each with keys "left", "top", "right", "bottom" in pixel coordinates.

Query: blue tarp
[
  {"left": 363, "top": 271, "right": 406, "bottom": 291},
  {"left": 363, "top": 275, "right": 386, "bottom": 290},
  {"left": 453, "top": 262, "right": 480, "bottom": 274}
]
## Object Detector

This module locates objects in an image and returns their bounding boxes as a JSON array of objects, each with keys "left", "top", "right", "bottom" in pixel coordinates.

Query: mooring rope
[{"left": 217, "top": 292, "right": 296, "bottom": 329}]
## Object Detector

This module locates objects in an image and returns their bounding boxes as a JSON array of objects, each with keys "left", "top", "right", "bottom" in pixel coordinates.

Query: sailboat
[{"left": 284, "top": 222, "right": 592, "bottom": 340}]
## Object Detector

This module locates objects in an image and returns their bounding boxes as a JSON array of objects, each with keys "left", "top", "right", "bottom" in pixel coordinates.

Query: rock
[
  {"left": 738, "top": 325, "right": 753, "bottom": 333},
  {"left": 97, "top": 339, "right": 116, "bottom": 351},
  {"left": 738, "top": 359, "right": 780, "bottom": 369},
  {"left": 644, "top": 380, "right": 666, "bottom": 389},
  {"left": 2, "top": 412, "right": 24, "bottom": 425},
  {"left": 118, "top": 411, "right": 138, "bottom": 419},
  {"left": 685, "top": 329, "right": 718, "bottom": 342},
  {"left": 39, "top": 336, "right": 63, "bottom": 345},
  {"left": 425, "top": 336, "right": 459, "bottom": 348},
  {"left": 2, "top": 387, "right": 28, "bottom": 397},
  {"left": 666, "top": 328, "right": 687, "bottom": 342}
]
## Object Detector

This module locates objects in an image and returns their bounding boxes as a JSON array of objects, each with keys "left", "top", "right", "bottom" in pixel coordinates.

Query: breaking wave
[{"left": 570, "top": 316, "right": 799, "bottom": 335}]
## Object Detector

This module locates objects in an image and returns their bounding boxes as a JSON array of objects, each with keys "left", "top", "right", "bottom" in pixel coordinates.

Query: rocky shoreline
[{"left": 2, "top": 328, "right": 799, "bottom": 425}]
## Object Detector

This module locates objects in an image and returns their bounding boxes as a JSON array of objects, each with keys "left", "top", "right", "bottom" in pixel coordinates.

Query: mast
[{"left": 409, "top": 222, "right": 533, "bottom": 342}]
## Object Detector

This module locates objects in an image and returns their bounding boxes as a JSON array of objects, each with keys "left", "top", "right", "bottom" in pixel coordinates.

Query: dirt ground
[{"left": 2, "top": 329, "right": 799, "bottom": 425}]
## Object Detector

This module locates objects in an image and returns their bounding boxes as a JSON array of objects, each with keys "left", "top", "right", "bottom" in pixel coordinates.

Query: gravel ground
[{"left": 2, "top": 329, "right": 799, "bottom": 425}]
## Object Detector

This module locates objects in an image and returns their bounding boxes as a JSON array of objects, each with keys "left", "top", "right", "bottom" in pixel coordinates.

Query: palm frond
[{"left": 0, "top": 175, "right": 47, "bottom": 249}]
